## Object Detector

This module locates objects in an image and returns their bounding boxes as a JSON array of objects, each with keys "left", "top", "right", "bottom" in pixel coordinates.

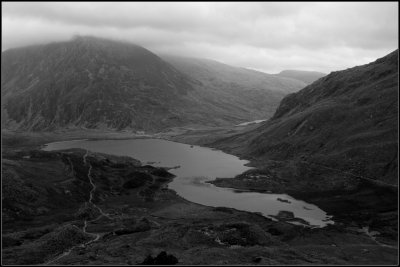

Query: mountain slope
[
  {"left": 162, "top": 56, "right": 307, "bottom": 122},
  {"left": 1, "top": 36, "right": 196, "bottom": 131},
  {"left": 276, "top": 70, "right": 326, "bottom": 85},
  {"left": 163, "top": 56, "right": 307, "bottom": 93},
  {"left": 2, "top": 37, "right": 307, "bottom": 132},
  {"left": 212, "top": 50, "right": 398, "bottom": 187}
]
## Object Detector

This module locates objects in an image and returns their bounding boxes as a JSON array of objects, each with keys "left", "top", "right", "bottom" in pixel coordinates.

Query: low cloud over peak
[{"left": 2, "top": 2, "right": 398, "bottom": 73}]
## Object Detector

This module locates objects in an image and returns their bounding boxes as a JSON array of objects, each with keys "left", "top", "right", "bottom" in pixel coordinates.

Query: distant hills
[
  {"left": 162, "top": 55, "right": 307, "bottom": 123},
  {"left": 212, "top": 50, "right": 398, "bottom": 187},
  {"left": 1, "top": 36, "right": 307, "bottom": 131},
  {"left": 162, "top": 56, "right": 308, "bottom": 93},
  {"left": 275, "top": 70, "right": 326, "bottom": 84}
]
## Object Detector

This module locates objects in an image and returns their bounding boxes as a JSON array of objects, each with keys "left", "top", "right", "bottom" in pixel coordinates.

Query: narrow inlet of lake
[{"left": 43, "top": 138, "right": 334, "bottom": 227}]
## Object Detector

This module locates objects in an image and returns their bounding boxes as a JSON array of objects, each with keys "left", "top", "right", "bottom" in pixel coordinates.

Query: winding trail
[{"left": 45, "top": 150, "right": 113, "bottom": 265}]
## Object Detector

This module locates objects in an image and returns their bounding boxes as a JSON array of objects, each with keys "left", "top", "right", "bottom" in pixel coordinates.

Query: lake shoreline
[
  {"left": 162, "top": 127, "right": 398, "bottom": 248},
  {"left": 2, "top": 130, "right": 398, "bottom": 264},
  {"left": 4, "top": 129, "right": 397, "bottom": 227},
  {"left": 42, "top": 137, "right": 333, "bottom": 227}
]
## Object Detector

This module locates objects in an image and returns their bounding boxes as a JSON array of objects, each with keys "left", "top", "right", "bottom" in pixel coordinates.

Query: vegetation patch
[{"left": 123, "top": 171, "right": 153, "bottom": 189}]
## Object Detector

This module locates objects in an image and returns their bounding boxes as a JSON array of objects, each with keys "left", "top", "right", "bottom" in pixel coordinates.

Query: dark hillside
[{"left": 213, "top": 50, "right": 398, "bottom": 186}]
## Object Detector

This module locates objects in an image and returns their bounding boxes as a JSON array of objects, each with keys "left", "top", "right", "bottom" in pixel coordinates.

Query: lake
[
  {"left": 236, "top": 119, "right": 267, "bottom": 126},
  {"left": 43, "top": 138, "right": 333, "bottom": 227}
]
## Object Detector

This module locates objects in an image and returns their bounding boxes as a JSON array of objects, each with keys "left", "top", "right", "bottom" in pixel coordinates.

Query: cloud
[{"left": 2, "top": 2, "right": 398, "bottom": 73}]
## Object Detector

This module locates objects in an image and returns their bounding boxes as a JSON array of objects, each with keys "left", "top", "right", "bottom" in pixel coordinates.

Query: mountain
[
  {"left": 162, "top": 56, "right": 307, "bottom": 122},
  {"left": 1, "top": 36, "right": 307, "bottom": 132},
  {"left": 1, "top": 36, "right": 195, "bottom": 131},
  {"left": 276, "top": 70, "right": 326, "bottom": 84},
  {"left": 163, "top": 56, "right": 307, "bottom": 93},
  {"left": 212, "top": 50, "right": 398, "bottom": 188}
]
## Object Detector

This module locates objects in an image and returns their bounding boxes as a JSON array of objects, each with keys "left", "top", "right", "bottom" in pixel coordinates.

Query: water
[
  {"left": 43, "top": 138, "right": 333, "bottom": 227},
  {"left": 236, "top": 119, "right": 266, "bottom": 126}
]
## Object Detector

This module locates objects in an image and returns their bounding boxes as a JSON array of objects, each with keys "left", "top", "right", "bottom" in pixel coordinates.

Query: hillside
[
  {"left": 213, "top": 50, "right": 398, "bottom": 186},
  {"left": 1, "top": 37, "right": 307, "bottom": 132},
  {"left": 276, "top": 70, "right": 326, "bottom": 85},
  {"left": 163, "top": 56, "right": 307, "bottom": 93},
  {"left": 207, "top": 50, "right": 398, "bottom": 238},
  {"left": 1, "top": 36, "right": 196, "bottom": 131},
  {"left": 162, "top": 56, "right": 307, "bottom": 122}
]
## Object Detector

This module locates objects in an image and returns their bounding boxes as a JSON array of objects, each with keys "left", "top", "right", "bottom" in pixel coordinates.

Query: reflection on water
[
  {"left": 236, "top": 119, "right": 267, "bottom": 126},
  {"left": 43, "top": 138, "right": 333, "bottom": 227}
]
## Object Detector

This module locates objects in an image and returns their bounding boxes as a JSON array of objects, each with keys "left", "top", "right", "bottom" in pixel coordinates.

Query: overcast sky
[{"left": 2, "top": 2, "right": 398, "bottom": 73}]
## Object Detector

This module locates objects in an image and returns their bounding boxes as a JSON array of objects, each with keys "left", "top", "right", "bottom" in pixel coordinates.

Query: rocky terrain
[
  {"left": 159, "top": 50, "right": 399, "bottom": 247},
  {"left": 1, "top": 36, "right": 307, "bottom": 132},
  {"left": 1, "top": 133, "right": 398, "bottom": 265},
  {"left": 210, "top": 50, "right": 398, "bottom": 188},
  {"left": 169, "top": 50, "right": 399, "bottom": 252}
]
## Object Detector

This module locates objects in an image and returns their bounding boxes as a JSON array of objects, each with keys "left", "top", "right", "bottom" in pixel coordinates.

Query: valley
[
  {"left": 1, "top": 131, "right": 398, "bottom": 265},
  {"left": 1, "top": 37, "right": 398, "bottom": 265},
  {"left": 167, "top": 50, "right": 399, "bottom": 251},
  {"left": 1, "top": 36, "right": 307, "bottom": 132}
]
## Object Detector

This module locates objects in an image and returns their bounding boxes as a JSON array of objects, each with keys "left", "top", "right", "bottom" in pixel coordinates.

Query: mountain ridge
[
  {"left": 162, "top": 54, "right": 308, "bottom": 93},
  {"left": 2, "top": 36, "right": 307, "bottom": 131},
  {"left": 211, "top": 49, "right": 398, "bottom": 187}
]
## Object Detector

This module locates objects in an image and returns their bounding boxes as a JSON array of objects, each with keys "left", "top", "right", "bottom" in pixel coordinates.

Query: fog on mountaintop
[{"left": 2, "top": 2, "right": 398, "bottom": 73}]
